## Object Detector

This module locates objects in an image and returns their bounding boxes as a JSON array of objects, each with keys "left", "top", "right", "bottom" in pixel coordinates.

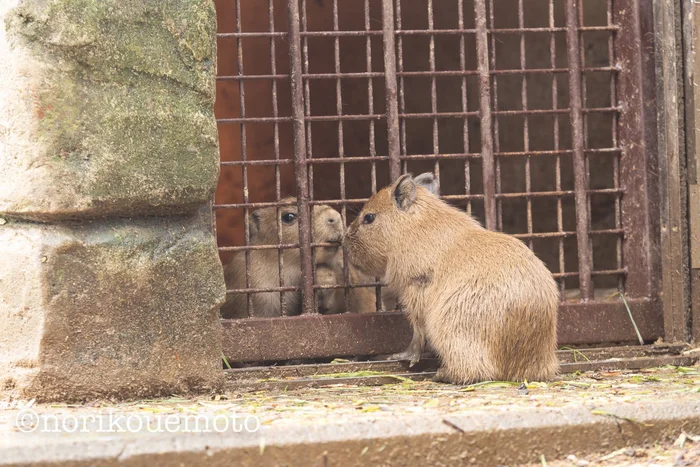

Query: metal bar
[
  {"left": 264, "top": 0, "right": 288, "bottom": 315},
  {"left": 221, "top": 313, "right": 414, "bottom": 362},
  {"left": 382, "top": 0, "right": 401, "bottom": 181},
  {"left": 234, "top": 0, "right": 254, "bottom": 317},
  {"left": 475, "top": 0, "right": 496, "bottom": 230},
  {"left": 215, "top": 66, "right": 621, "bottom": 81},
  {"left": 458, "top": 0, "right": 471, "bottom": 215},
  {"left": 218, "top": 228, "right": 625, "bottom": 252},
  {"left": 427, "top": 0, "right": 440, "bottom": 191},
  {"left": 215, "top": 26, "right": 619, "bottom": 39},
  {"left": 488, "top": 0, "right": 502, "bottom": 231},
  {"left": 615, "top": 0, "right": 660, "bottom": 299},
  {"left": 565, "top": 0, "right": 593, "bottom": 300},
  {"left": 287, "top": 0, "right": 314, "bottom": 315},
  {"left": 221, "top": 298, "right": 663, "bottom": 362},
  {"left": 519, "top": 0, "right": 533, "bottom": 249}
]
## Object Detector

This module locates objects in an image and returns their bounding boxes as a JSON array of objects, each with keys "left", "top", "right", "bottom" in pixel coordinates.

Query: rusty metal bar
[
  {"left": 221, "top": 298, "right": 662, "bottom": 362},
  {"left": 427, "top": 0, "right": 441, "bottom": 191},
  {"left": 233, "top": 0, "right": 254, "bottom": 317},
  {"left": 365, "top": 0, "right": 382, "bottom": 311},
  {"left": 225, "top": 344, "right": 691, "bottom": 381},
  {"left": 382, "top": 0, "right": 401, "bottom": 181},
  {"left": 216, "top": 26, "right": 620, "bottom": 40},
  {"left": 488, "top": 0, "right": 502, "bottom": 231},
  {"left": 266, "top": 0, "right": 288, "bottom": 315},
  {"left": 216, "top": 66, "right": 621, "bottom": 81},
  {"left": 457, "top": 0, "right": 472, "bottom": 215},
  {"left": 475, "top": 0, "right": 496, "bottom": 230},
  {"left": 519, "top": 0, "right": 533, "bottom": 249},
  {"left": 287, "top": 0, "right": 314, "bottom": 315},
  {"left": 215, "top": 108, "right": 620, "bottom": 122},
  {"left": 565, "top": 0, "right": 593, "bottom": 300},
  {"left": 549, "top": 0, "right": 566, "bottom": 294},
  {"left": 218, "top": 228, "right": 625, "bottom": 254}
]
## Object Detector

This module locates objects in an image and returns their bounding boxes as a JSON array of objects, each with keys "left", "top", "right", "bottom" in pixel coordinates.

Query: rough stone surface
[
  {"left": 0, "top": 0, "right": 219, "bottom": 220},
  {"left": 0, "top": 207, "right": 225, "bottom": 401}
]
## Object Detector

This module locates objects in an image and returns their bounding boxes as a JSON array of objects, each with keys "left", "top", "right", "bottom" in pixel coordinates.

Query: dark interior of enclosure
[{"left": 212, "top": 0, "right": 658, "bottom": 348}]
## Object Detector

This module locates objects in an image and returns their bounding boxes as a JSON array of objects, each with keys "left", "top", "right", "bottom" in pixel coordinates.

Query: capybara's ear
[
  {"left": 393, "top": 173, "right": 416, "bottom": 210},
  {"left": 250, "top": 210, "right": 262, "bottom": 239},
  {"left": 414, "top": 172, "right": 438, "bottom": 196}
]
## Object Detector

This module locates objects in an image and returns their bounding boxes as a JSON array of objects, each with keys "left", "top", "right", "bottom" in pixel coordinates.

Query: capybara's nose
[{"left": 326, "top": 210, "right": 342, "bottom": 225}]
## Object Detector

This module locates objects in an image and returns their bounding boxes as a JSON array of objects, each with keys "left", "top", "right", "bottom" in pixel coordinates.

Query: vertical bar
[
  {"left": 488, "top": 0, "right": 502, "bottom": 231},
  {"left": 458, "top": 0, "right": 472, "bottom": 215},
  {"left": 607, "top": 0, "right": 622, "bottom": 293},
  {"left": 565, "top": 0, "right": 593, "bottom": 300},
  {"left": 270, "top": 0, "right": 287, "bottom": 315},
  {"left": 300, "top": 0, "right": 317, "bottom": 314},
  {"left": 615, "top": 0, "right": 658, "bottom": 299},
  {"left": 550, "top": 0, "right": 566, "bottom": 296},
  {"left": 396, "top": 0, "right": 408, "bottom": 177},
  {"left": 475, "top": 0, "right": 496, "bottom": 230},
  {"left": 519, "top": 0, "right": 533, "bottom": 249},
  {"left": 332, "top": 0, "right": 350, "bottom": 313},
  {"left": 287, "top": 0, "right": 314, "bottom": 314},
  {"left": 365, "top": 0, "right": 381, "bottom": 311},
  {"left": 382, "top": 0, "right": 401, "bottom": 181},
  {"left": 235, "top": 0, "right": 254, "bottom": 316},
  {"left": 427, "top": 0, "right": 440, "bottom": 190}
]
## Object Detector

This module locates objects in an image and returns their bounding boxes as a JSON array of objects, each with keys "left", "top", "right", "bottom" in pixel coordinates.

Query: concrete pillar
[{"left": 0, "top": 0, "right": 225, "bottom": 401}]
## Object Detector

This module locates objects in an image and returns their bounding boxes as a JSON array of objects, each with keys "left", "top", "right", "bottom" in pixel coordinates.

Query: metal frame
[{"left": 214, "top": 0, "right": 667, "bottom": 363}]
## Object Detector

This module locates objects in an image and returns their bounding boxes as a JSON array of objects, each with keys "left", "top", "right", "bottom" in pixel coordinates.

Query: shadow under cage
[{"left": 212, "top": 0, "right": 661, "bottom": 363}]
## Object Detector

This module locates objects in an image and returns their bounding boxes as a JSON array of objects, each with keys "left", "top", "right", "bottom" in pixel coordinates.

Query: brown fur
[
  {"left": 314, "top": 259, "right": 379, "bottom": 314},
  {"left": 220, "top": 197, "right": 343, "bottom": 318},
  {"left": 344, "top": 173, "right": 559, "bottom": 384}
]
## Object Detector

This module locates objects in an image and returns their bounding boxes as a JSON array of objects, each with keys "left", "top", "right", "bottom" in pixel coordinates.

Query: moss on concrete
[{"left": 1, "top": 0, "right": 219, "bottom": 219}]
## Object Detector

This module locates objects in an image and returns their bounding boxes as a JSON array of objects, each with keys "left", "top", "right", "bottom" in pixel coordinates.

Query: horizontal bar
[
  {"left": 215, "top": 67, "right": 620, "bottom": 81},
  {"left": 220, "top": 298, "right": 662, "bottom": 362},
  {"left": 215, "top": 26, "right": 618, "bottom": 40},
  {"left": 226, "top": 282, "right": 385, "bottom": 295},
  {"left": 216, "top": 107, "right": 620, "bottom": 124},
  {"left": 224, "top": 269, "right": 628, "bottom": 295},
  {"left": 221, "top": 312, "right": 413, "bottom": 362},
  {"left": 218, "top": 241, "right": 342, "bottom": 252},
  {"left": 217, "top": 148, "right": 622, "bottom": 167},
  {"left": 224, "top": 344, "right": 691, "bottom": 380},
  {"left": 225, "top": 354, "right": 698, "bottom": 389},
  {"left": 213, "top": 187, "right": 623, "bottom": 210}
]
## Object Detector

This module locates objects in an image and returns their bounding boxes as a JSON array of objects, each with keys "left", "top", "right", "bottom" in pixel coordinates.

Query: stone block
[
  {"left": 0, "top": 0, "right": 219, "bottom": 220},
  {"left": 0, "top": 207, "right": 225, "bottom": 401}
]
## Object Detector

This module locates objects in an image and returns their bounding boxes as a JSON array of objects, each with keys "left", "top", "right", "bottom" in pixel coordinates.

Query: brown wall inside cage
[{"left": 213, "top": 0, "right": 621, "bottom": 297}]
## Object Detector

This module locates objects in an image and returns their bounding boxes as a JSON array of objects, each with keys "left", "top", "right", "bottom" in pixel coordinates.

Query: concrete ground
[{"left": 1, "top": 363, "right": 699, "bottom": 466}]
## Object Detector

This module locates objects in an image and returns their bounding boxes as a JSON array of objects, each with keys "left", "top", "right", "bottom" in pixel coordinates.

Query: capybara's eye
[
  {"left": 362, "top": 213, "right": 376, "bottom": 224},
  {"left": 281, "top": 212, "right": 297, "bottom": 224}
]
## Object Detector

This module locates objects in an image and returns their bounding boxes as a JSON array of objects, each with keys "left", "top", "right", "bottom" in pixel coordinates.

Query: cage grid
[{"left": 212, "top": 0, "right": 660, "bottom": 358}]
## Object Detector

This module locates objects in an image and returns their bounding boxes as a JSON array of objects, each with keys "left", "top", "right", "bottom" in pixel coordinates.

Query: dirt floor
[
  {"left": 3, "top": 362, "right": 699, "bottom": 465},
  {"left": 17, "top": 362, "right": 696, "bottom": 424}
]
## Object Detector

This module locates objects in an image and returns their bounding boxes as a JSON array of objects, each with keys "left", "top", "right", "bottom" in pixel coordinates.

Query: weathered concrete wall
[
  {"left": 0, "top": 0, "right": 225, "bottom": 401},
  {"left": 0, "top": 0, "right": 219, "bottom": 219}
]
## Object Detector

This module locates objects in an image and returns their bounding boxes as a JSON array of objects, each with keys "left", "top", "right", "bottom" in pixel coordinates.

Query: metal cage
[{"left": 213, "top": 0, "right": 660, "bottom": 363}]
